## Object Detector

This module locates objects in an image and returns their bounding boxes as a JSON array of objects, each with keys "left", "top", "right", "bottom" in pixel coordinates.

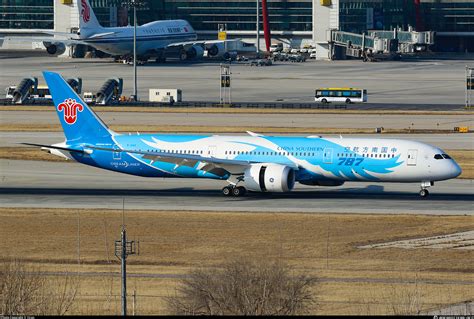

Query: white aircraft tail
[{"left": 77, "top": 0, "right": 103, "bottom": 37}]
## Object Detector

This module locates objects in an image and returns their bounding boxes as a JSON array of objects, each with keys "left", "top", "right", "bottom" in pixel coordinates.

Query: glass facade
[
  {"left": 0, "top": 0, "right": 115, "bottom": 30},
  {"left": 339, "top": 0, "right": 415, "bottom": 34},
  {"left": 338, "top": 0, "right": 474, "bottom": 34},
  {"left": 421, "top": 1, "right": 474, "bottom": 33},
  {"left": 133, "top": 0, "right": 312, "bottom": 32},
  {"left": 0, "top": 0, "right": 54, "bottom": 29},
  {"left": 336, "top": 0, "right": 474, "bottom": 52}
]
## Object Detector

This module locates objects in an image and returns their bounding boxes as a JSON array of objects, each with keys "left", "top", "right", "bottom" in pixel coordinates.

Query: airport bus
[{"left": 315, "top": 88, "right": 367, "bottom": 104}]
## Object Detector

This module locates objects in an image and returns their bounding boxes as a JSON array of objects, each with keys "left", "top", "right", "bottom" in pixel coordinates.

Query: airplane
[
  {"left": 5, "top": 0, "right": 234, "bottom": 62},
  {"left": 24, "top": 71, "right": 462, "bottom": 198}
]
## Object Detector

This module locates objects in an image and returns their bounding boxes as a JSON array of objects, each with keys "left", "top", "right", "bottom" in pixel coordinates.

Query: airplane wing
[
  {"left": 87, "top": 145, "right": 260, "bottom": 177},
  {"left": 0, "top": 30, "right": 78, "bottom": 38},
  {"left": 37, "top": 31, "right": 81, "bottom": 39},
  {"left": 165, "top": 41, "right": 206, "bottom": 50},
  {"left": 167, "top": 39, "right": 241, "bottom": 47},
  {"left": 3, "top": 36, "right": 87, "bottom": 46}
]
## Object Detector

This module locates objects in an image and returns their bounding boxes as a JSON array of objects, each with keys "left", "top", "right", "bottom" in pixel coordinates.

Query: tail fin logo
[
  {"left": 81, "top": 0, "right": 90, "bottom": 23},
  {"left": 58, "top": 98, "right": 83, "bottom": 125}
]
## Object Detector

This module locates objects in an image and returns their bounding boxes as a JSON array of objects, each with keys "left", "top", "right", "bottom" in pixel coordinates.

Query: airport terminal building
[{"left": 1, "top": 0, "right": 473, "bottom": 55}]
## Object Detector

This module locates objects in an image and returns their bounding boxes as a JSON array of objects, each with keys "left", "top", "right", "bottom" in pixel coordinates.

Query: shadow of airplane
[{"left": 1, "top": 187, "right": 472, "bottom": 202}]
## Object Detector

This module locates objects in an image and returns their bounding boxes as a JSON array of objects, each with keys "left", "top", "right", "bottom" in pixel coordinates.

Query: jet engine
[
  {"left": 186, "top": 45, "right": 205, "bottom": 59},
  {"left": 206, "top": 42, "right": 225, "bottom": 57},
  {"left": 243, "top": 164, "right": 295, "bottom": 192},
  {"left": 43, "top": 42, "right": 66, "bottom": 55}
]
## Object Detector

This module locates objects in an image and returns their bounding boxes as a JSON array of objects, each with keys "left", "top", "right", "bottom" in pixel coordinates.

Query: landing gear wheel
[
  {"left": 222, "top": 186, "right": 232, "bottom": 196},
  {"left": 179, "top": 50, "right": 187, "bottom": 61},
  {"left": 232, "top": 186, "right": 247, "bottom": 197},
  {"left": 419, "top": 189, "right": 429, "bottom": 198}
]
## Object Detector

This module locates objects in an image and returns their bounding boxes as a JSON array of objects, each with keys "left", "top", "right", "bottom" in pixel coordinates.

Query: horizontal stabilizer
[
  {"left": 21, "top": 143, "right": 85, "bottom": 153},
  {"left": 88, "top": 32, "right": 118, "bottom": 39}
]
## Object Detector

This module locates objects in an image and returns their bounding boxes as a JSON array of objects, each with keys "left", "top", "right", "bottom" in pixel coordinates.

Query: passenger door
[
  {"left": 323, "top": 148, "right": 333, "bottom": 164},
  {"left": 407, "top": 149, "right": 418, "bottom": 166},
  {"left": 113, "top": 145, "right": 121, "bottom": 160}
]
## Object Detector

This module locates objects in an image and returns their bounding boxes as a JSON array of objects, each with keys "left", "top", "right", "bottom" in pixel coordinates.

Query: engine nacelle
[
  {"left": 244, "top": 164, "right": 295, "bottom": 193},
  {"left": 43, "top": 42, "right": 66, "bottom": 55},
  {"left": 206, "top": 42, "right": 225, "bottom": 57},
  {"left": 186, "top": 45, "right": 205, "bottom": 59}
]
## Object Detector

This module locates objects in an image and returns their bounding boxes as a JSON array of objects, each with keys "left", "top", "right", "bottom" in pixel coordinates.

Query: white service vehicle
[
  {"left": 83, "top": 92, "right": 96, "bottom": 104},
  {"left": 5, "top": 86, "right": 15, "bottom": 99},
  {"left": 269, "top": 43, "right": 283, "bottom": 52}
]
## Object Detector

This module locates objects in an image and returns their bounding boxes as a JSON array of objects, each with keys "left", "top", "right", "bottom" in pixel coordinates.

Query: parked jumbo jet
[
  {"left": 25, "top": 72, "right": 461, "bottom": 198},
  {"left": 8, "top": 0, "right": 232, "bottom": 62}
]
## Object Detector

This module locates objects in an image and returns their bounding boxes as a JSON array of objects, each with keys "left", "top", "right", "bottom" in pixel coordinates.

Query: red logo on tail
[
  {"left": 58, "top": 98, "right": 83, "bottom": 125},
  {"left": 81, "top": 0, "right": 90, "bottom": 23}
]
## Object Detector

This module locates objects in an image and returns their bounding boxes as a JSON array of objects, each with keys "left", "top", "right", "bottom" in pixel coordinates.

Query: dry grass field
[
  {"left": 0, "top": 123, "right": 459, "bottom": 135},
  {"left": 1, "top": 105, "right": 472, "bottom": 116},
  {"left": 0, "top": 208, "right": 472, "bottom": 315},
  {"left": 1, "top": 147, "right": 472, "bottom": 179}
]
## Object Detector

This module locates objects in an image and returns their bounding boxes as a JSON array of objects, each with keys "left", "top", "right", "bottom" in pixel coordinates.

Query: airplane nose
[{"left": 450, "top": 161, "right": 462, "bottom": 178}]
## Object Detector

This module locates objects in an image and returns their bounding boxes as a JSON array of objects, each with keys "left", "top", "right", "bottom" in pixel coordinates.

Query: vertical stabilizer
[
  {"left": 43, "top": 71, "right": 113, "bottom": 143},
  {"left": 77, "top": 0, "right": 103, "bottom": 37}
]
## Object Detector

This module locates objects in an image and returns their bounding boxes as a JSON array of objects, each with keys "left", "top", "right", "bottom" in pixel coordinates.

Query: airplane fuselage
[
  {"left": 62, "top": 134, "right": 461, "bottom": 184},
  {"left": 80, "top": 20, "right": 197, "bottom": 56}
]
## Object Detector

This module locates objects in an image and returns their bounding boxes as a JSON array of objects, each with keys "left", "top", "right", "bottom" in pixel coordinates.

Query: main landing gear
[
  {"left": 222, "top": 185, "right": 247, "bottom": 197},
  {"left": 419, "top": 181, "right": 434, "bottom": 198}
]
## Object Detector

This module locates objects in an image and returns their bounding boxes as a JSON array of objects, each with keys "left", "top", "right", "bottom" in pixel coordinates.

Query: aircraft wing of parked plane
[
  {"left": 3, "top": 0, "right": 236, "bottom": 61},
  {"left": 24, "top": 71, "right": 462, "bottom": 198}
]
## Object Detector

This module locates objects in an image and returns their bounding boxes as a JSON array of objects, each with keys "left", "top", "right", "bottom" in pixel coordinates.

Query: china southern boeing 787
[{"left": 25, "top": 72, "right": 462, "bottom": 198}]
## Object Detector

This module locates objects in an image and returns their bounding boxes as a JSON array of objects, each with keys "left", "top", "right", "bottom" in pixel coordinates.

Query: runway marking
[{"left": 359, "top": 230, "right": 474, "bottom": 250}]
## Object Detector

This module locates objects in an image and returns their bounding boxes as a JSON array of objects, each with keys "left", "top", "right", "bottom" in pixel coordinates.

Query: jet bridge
[
  {"left": 368, "top": 29, "right": 435, "bottom": 54},
  {"left": 329, "top": 29, "right": 435, "bottom": 61}
]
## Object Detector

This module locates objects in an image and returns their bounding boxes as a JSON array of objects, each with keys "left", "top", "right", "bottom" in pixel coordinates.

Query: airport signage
[{"left": 218, "top": 31, "right": 227, "bottom": 41}]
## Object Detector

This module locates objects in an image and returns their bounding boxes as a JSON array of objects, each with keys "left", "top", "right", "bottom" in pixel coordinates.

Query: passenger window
[{"left": 434, "top": 154, "right": 443, "bottom": 160}]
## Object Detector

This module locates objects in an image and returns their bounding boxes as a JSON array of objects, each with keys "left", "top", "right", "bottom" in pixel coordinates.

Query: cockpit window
[
  {"left": 434, "top": 154, "right": 443, "bottom": 160},
  {"left": 442, "top": 154, "right": 451, "bottom": 159}
]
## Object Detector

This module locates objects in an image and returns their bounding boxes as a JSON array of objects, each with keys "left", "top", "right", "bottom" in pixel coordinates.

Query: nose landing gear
[
  {"left": 419, "top": 181, "right": 434, "bottom": 198},
  {"left": 419, "top": 188, "right": 429, "bottom": 197},
  {"left": 222, "top": 185, "right": 247, "bottom": 197}
]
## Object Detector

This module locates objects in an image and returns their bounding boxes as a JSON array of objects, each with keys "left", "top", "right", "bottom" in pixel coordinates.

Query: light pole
[
  {"left": 256, "top": 0, "right": 260, "bottom": 56},
  {"left": 115, "top": 201, "right": 139, "bottom": 317},
  {"left": 123, "top": 0, "right": 145, "bottom": 101},
  {"left": 133, "top": 3, "right": 137, "bottom": 101}
]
